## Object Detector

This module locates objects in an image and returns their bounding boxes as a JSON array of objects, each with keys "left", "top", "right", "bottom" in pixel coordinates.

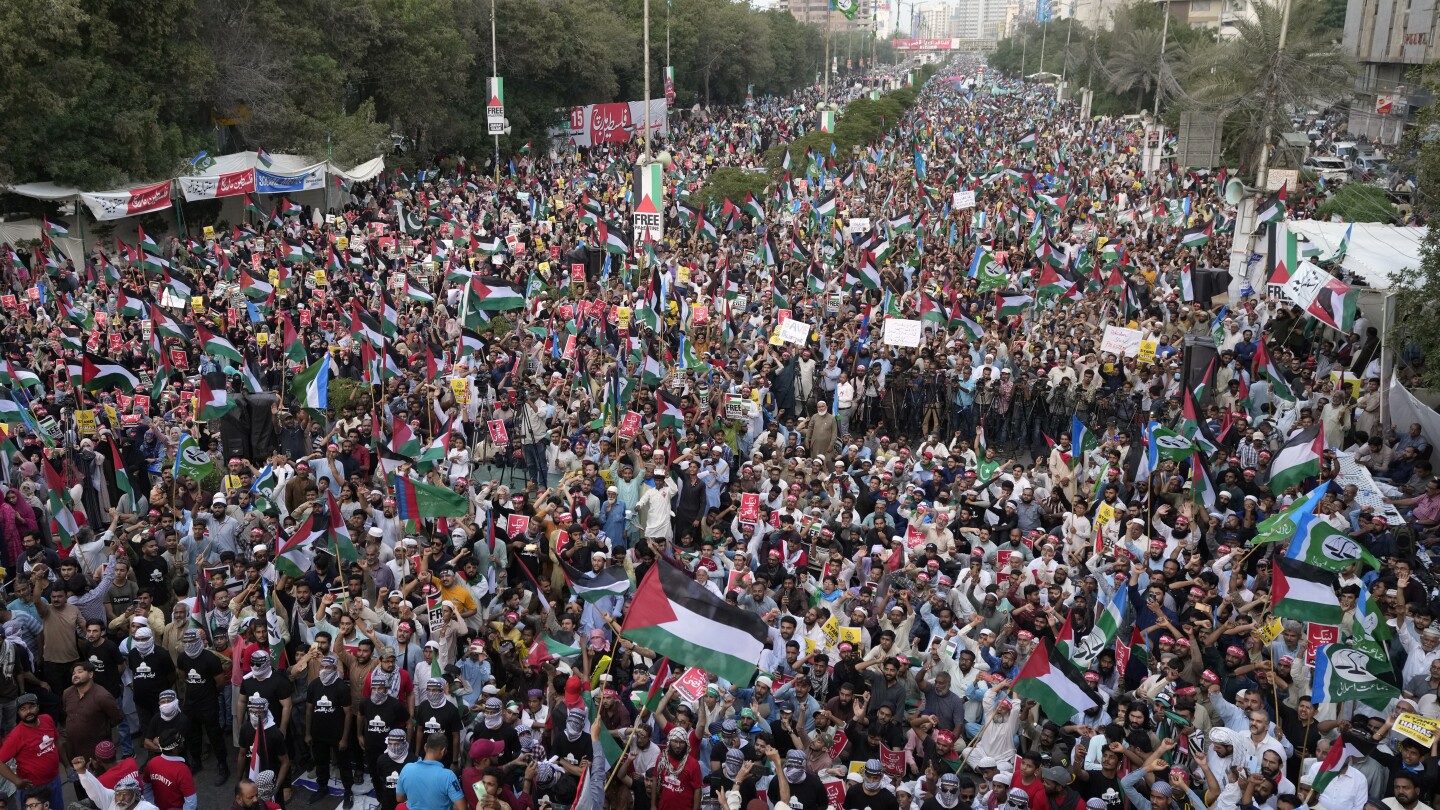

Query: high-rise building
[
  {"left": 778, "top": 0, "right": 881, "bottom": 33},
  {"left": 1343, "top": 0, "right": 1438, "bottom": 143}
]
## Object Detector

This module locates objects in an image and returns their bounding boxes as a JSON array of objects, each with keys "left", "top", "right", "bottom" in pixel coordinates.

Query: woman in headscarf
[{"left": 0, "top": 486, "right": 36, "bottom": 568}]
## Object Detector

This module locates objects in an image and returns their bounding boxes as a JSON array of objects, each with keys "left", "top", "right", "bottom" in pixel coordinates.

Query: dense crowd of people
[{"left": 0, "top": 53, "right": 1434, "bottom": 810}]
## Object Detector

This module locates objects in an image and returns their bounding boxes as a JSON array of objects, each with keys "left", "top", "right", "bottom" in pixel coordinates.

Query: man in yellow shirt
[{"left": 428, "top": 565, "right": 477, "bottom": 620}]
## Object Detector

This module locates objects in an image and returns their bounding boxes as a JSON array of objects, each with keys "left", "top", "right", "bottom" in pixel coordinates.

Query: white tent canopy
[
  {"left": 1284, "top": 219, "right": 1427, "bottom": 292},
  {"left": 3, "top": 151, "right": 386, "bottom": 204}
]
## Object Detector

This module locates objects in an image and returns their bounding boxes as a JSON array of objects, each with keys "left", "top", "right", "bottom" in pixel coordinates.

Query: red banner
[
  {"left": 488, "top": 419, "right": 509, "bottom": 446},
  {"left": 1306, "top": 624, "right": 1339, "bottom": 665},
  {"left": 879, "top": 745, "right": 905, "bottom": 777}
]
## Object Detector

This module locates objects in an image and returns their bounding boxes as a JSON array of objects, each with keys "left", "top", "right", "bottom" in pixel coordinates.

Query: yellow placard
[
  {"left": 589, "top": 654, "right": 612, "bottom": 688},
  {"left": 202, "top": 226, "right": 216, "bottom": 241},
  {"left": 821, "top": 615, "right": 840, "bottom": 646},
  {"left": 1137, "top": 340, "right": 1158, "bottom": 365},
  {"left": 1256, "top": 617, "right": 1285, "bottom": 645},
  {"left": 256, "top": 332, "right": 269, "bottom": 347},
  {"left": 313, "top": 269, "right": 328, "bottom": 286},
  {"left": 616, "top": 306, "right": 632, "bottom": 327},
  {"left": 769, "top": 329, "right": 784, "bottom": 346},
  {"left": 74, "top": 409, "right": 97, "bottom": 435},
  {"left": 268, "top": 269, "right": 280, "bottom": 286},
  {"left": 337, "top": 236, "right": 349, "bottom": 251},
  {"left": 677, "top": 266, "right": 691, "bottom": 285},
  {"left": 104, "top": 405, "right": 119, "bottom": 425},
  {"left": 449, "top": 378, "right": 470, "bottom": 404},
  {"left": 538, "top": 261, "right": 550, "bottom": 274},
  {"left": 805, "top": 638, "right": 816, "bottom": 654},
  {"left": 191, "top": 296, "right": 206, "bottom": 314},
  {"left": 1395, "top": 713, "right": 1440, "bottom": 747},
  {"left": 838, "top": 627, "right": 862, "bottom": 645},
  {"left": 1095, "top": 502, "right": 1115, "bottom": 526}
]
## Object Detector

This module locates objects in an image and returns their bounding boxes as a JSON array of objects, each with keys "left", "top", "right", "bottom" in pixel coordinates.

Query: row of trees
[
  {"left": 988, "top": 0, "right": 1355, "bottom": 178},
  {"left": 0, "top": 0, "right": 892, "bottom": 190}
]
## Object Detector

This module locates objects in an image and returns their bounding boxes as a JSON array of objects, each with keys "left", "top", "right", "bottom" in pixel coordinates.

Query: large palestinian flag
[
  {"left": 1269, "top": 424, "right": 1324, "bottom": 494},
  {"left": 621, "top": 560, "right": 770, "bottom": 685},
  {"left": 559, "top": 558, "right": 633, "bottom": 603},
  {"left": 1012, "top": 638, "right": 1100, "bottom": 723}
]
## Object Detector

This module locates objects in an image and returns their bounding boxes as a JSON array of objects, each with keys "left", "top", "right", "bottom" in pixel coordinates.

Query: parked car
[{"left": 1304, "top": 155, "right": 1350, "bottom": 183}]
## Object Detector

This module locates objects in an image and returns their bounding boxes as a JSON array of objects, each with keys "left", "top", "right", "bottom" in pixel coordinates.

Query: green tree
[{"left": 1391, "top": 64, "right": 1440, "bottom": 385}]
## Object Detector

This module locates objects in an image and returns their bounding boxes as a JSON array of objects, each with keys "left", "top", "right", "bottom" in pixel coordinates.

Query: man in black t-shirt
[
  {"left": 1073, "top": 737, "right": 1125, "bottom": 810},
  {"left": 468, "top": 696, "right": 520, "bottom": 765},
  {"left": 239, "top": 650, "right": 295, "bottom": 738},
  {"left": 128, "top": 625, "right": 175, "bottom": 732},
  {"left": 372, "top": 728, "right": 414, "bottom": 810},
  {"left": 411, "top": 680, "right": 461, "bottom": 767},
  {"left": 79, "top": 620, "right": 124, "bottom": 699},
  {"left": 305, "top": 655, "right": 353, "bottom": 806},
  {"left": 844, "top": 758, "right": 899, "bottom": 810},
  {"left": 358, "top": 669, "right": 410, "bottom": 781},
  {"left": 176, "top": 628, "right": 229, "bottom": 783},
  {"left": 240, "top": 694, "right": 289, "bottom": 789},
  {"left": 768, "top": 749, "right": 828, "bottom": 810}
]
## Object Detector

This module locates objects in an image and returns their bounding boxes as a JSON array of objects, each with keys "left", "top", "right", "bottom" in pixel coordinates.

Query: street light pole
[
  {"left": 1255, "top": 0, "right": 1293, "bottom": 188},
  {"left": 643, "top": 0, "right": 651, "bottom": 161},
  {"left": 491, "top": 0, "right": 500, "bottom": 182},
  {"left": 1152, "top": 0, "right": 1170, "bottom": 119}
]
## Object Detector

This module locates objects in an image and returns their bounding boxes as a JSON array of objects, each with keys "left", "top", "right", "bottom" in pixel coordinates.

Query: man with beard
[
  {"left": 239, "top": 650, "right": 294, "bottom": 739},
  {"left": 176, "top": 628, "right": 229, "bottom": 783},
  {"left": 63, "top": 661, "right": 123, "bottom": 766},
  {"left": 228, "top": 780, "right": 267, "bottom": 810},
  {"left": 1041, "top": 766, "right": 1083, "bottom": 810},
  {"left": 0, "top": 694, "right": 62, "bottom": 810},
  {"left": 1070, "top": 735, "right": 1124, "bottom": 810},
  {"left": 123, "top": 623, "right": 166, "bottom": 726},
  {"left": 238, "top": 695, "right": 289, "bottom": 794},
  {"left": 79, "top": 619, "right": 125, "bottom": 706},
  {"left": 920, "top": 773, "right": 965, "bottom": 810},
  {"left": 74, "top": 769, "right": 158, "bottom": 810},
  {"left": 359, "top": 670, "right": 411, "bottom": 782},
  {"left": 412, "top": 680, "right": 462, "bottom": 767},
  {"left": 373, "top": 729, "right": 415, "bottom": 810},
  {"left": 768, "top": 749, "right": 826, "bottom": 810},
  {"left": 652, "top": 727, "right": 702, "bottom": 810},
  {"left": 844, "top": 758, "right": 898, "bottom": 810},
  {"left": 305, "top": 654, "right": 354, "bottom": 807}
]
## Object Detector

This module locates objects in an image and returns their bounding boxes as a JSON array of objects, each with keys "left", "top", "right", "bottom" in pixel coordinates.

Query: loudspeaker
[
  {"left": 1182, "top": 336, "right": 1218, "bottom": 409},
  {"left": 245, "top": 392, "right": 280, "bottom": 461},
  {"left": 217, "top": 398, "right": 251, "bottom": 461}
]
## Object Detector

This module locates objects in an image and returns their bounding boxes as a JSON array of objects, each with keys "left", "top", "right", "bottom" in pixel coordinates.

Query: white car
[{"left": 1304, "top": 156, "right": 1350, "bottom": 183}]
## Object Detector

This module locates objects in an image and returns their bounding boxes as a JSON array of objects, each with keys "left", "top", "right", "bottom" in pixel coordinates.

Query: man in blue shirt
[{"left": 395, "top": 733, "right": 465, "bottom": 810}]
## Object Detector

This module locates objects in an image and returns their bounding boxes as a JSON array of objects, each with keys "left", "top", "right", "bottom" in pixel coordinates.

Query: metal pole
[
  {"left": 1040, "top": 18, "right": 1048, "bottom": 73},
  {"left": 643, "top": 0, "right": 651, "bottom": 160},
  {"left": 1152, "top": 0, "right": 1169, "bottom": 119},
  {"left": 1061, "top": 6, "right": 1074, "bottom": 82},
  {"left": 492, "top": 0, "right": 500, "bottom": 182},
  {"left": 1255, "top": 0, "right": 1292, "bottom": 188},
  {"left": 825, "top": 6, "right": 832, "bottom": 98}
]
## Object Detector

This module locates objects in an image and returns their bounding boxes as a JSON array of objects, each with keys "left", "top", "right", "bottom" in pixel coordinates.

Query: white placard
[
  {"left": 778, "top": 319, "right": 811, "bottom": 345},
  {"left": 847, "top": 217, "right": 871, "bottom": 235},
  {"left": 1280, "top": 261, "right": 1333, "bottom": 311},
  {"left": 882, "top": 318, "right": 924, "bottom": 348},
  {"left": 955, "top": 190, "right": 977, "bottom": 209},
  {"left": 1099, "top": 326, "right": 1143, "bottom": 357},
  {"left": 1333, "top": 451, "right": 1405, "bottom": 524},
  {"left": 1265, "top": 168, "right": 1299, "bottom": 192}
]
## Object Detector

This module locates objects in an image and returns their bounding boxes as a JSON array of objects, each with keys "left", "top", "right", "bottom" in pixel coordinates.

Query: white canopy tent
[{"left": 1283, "top": 219, "right": 1426, "bottom": 292}]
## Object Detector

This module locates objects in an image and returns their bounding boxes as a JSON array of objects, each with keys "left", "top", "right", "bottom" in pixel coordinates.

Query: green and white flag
[
  {"left": 834, "top": 0, "right": 859, "bottom": 19},
  {"left": 1312, "top": 642, "right": 1399, "bottom": 708},
  {"left": 174, "top": 432, "right": 217, "bottom": 481},
  {"left": 1067, "top": 586, "right": 1128, "bottom": 666},
  {"left": 1283, "top": 484, "right": 1382, "bottom": 572}
]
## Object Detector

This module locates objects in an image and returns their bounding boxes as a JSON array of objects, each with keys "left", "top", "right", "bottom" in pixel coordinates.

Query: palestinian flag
[
  {"left": 388, "top": 414, "right": 423, "bottom": 457},
  {"left": 813, "top": 192, "right": 836, "bottom": 221},
  {"left": 163, "top": 267, "right": 194, "bottom": 299},
  {"left": 1179, "top": 220, "right": 1212, "bottom": 248},
  {"left": 0, "top": 393, "right": 27, "bottom": 424},
  {"left": 742, "top": 194, "right": 764, "bottom": 221},
  {"left": 0, "top": 362, "right": 41, "bottom": 390},
  {"left": 325, "top": 490, "right": 360, "bottom": 561},
  {"left": 889, "top": 214, "right": 914, "bottom": 232},
  {"left": 82, "top": 352, "right": 140, "bottom": 393},
  {"left": 1306, "top": 276, "right": 1358, "bottom": 332},
  {"left": 196, "top": 377, "right": 235, "bottom": 420},
  {"left": 1254, "top": 338, "right": 1295, "bottom": 401},
  {"left": 1191, "top": 452, "right": 1218, "bottom": 512},
  {"left": 137, "top": 226, "right": 162, "bottom": 256},
  {"left": 1011, "top": 639, "right": 1100, "bottom": 723},
  {"left": 392, "top": 474, "right": 469, "bottom": 519},
  {"left": 110, "top": 441, "right": 134, "bottom": 503},
  {"left": 414, "top": 418, "right": 452, "bottom": 469},
  {"left": 996, "top": 290, "right": 1033, "bottom": 316},
  {"left": 281, "top": 313, "right": 307, "bottom": 365},
  {"left": 560, "top": 559, "right": 633, "bottom": 603},
  {"left": 117, "top": 288, "right": 147, "bottom": 318},
  {"left": 45, "top": 464, "right": 81, "bottom": 548},
  {"left": 1272, "top": 557, "right": 1342, "bottom": 624},
  {"left": 150, "top": 299, "right": 192, "bottom": 337},
  {"left": 239, "top": 268, "right": 274, "bottom": 300},
  {"left": 1256, "top": 183, "right": 1287, "bottom": 225},
  {"left": 526, "top": 634, "right": 582, "bottom": 666},
  {"left": 918, "top": 293, "right": 948, "bottom": 325},
  {"left": 1269, "top": 424, "right": 1324, "bottom": 494},
  {"left": 405, "top": 276, "right": 435, "bottom": 304},
  {"left": 196, "top": 324, "right": 244, "bottom": 364},
  {"left": 658, "top": 390, "right": 684, "bottom": 429},
  {"left": 348, "top": 303, "right": 385, "bottom": 348},
  {"left": 600, "top": 221, "right": 630, "bottom": 255},
  {"left": 276, "top": 515, "right": 326, "bottom": 578},
  {"left": 620, "top": 557, "right": 771, "bottom": 685},
  {"left": 471, "top": 277, "right": 526, "bottom": 311},
  {"left": 1017, "top": 130, "right": 1038, "bottom": 149},
  {"left": 954, "top": 308, "right": 984, "bottom": 341},
  {"left": 1035, "top": 265, "right": 1069, "bottom": 300},
  {"left": 696, "top": 213, "right": 718, "bottom": 243}
]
